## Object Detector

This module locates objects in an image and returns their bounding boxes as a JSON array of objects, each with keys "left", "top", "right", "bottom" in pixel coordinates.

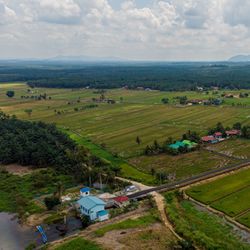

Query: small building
[
  {"left": 182, "top": 140, "right": 198, "bottom": 149},
  {"left": 201, "top": 135, "right": 218, "bottom": 144},
  {"left": 113, "top": 196, "right": 130, "bottom": 208},
  {"left": 77, "top": 196, "right": 109, "bottom": 221},
  {"left": 188, "top": 99, "right": 203, "bottom": 105},
  {"left": 214, "top": 132, "right": 223, "bottom": 139},
  {"left": 226, "top": 130, "right": 241, "bottom": 137},
  {"left": 80, "top": 187, "right": 90, "bottom": 197}
]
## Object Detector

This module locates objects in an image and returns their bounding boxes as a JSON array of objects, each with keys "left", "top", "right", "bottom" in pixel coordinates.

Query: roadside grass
[
  {"left": 54, "top": 237, "right": 102, "bottom": 250},
  {"left": 129, "top": 150, "right": 240, "bottom": 181},
  {"left": 237, "top": 212, "right": 250, "bottom": 228},
  {"left": 186, "top": 167, "right": 250, "bottom": 204},
  {"left": 165, "top": 192, "right": 250, "bottom": 250},
  {"left": 94, "top": 212, "right": 160, "bottom": 237}
]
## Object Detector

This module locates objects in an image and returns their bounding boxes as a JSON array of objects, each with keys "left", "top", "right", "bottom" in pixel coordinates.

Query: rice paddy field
[
  {"left": 209, "top": 138, "right": 250, "bottom": 159},
  {"left": 186, "top": 168, "right": 250, "bottom": 228},
  {"left": 1, "top": 82, "right": 250, "bottom": 184}
]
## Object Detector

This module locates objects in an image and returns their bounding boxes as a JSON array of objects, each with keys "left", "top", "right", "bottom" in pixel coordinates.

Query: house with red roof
[
  {"left": 226, "top": 130, "right": 241, "bottom": 137},
  {"left": 113, "top": 196, "right": 130, "bottom": 208},
  {"left": 201, "top": 135, "right": 218, "bottom": 144}
]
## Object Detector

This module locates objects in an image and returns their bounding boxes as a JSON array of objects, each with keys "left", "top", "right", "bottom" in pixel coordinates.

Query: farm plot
[
  {"left": 187, "top": 168, "right": 250, "bottom": 227},
  {"left": 129, "top": 150, "right": 240, "bottom": 181},
  {"left": 209, "top": 139, "right": 250, "bottom": 160}
]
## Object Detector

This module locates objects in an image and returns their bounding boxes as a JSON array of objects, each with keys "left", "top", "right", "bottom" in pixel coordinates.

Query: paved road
[{"left": 128, "top": 160, "right": 250, "bottom": 199}]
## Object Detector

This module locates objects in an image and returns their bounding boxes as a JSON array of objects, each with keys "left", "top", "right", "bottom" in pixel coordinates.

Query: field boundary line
[
  {"left": 209, "top": 184, "right": 250, "bottom": 204},
  {"left": 235, "top": 208, "right": 250, "bottom": 219},
  {"left": 183, "top": 191, "right": 250, "bottom": 234}
]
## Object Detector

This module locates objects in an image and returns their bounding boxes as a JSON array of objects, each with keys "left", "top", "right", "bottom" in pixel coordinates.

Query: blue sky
[{"left": 0, "top": 0, "right": 250, "bottom": 61}]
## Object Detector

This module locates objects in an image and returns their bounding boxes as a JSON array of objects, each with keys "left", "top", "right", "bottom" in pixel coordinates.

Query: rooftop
[{"left": 77, "top": 196, "right": 106, "bottom": 210}]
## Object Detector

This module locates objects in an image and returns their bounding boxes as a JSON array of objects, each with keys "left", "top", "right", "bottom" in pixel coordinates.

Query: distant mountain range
[
  {"left": 228, "top": 55, "right": 250, "bottom": 62},
  {"left": 47, "top": 55, "right": 127, "bottom": 62}
]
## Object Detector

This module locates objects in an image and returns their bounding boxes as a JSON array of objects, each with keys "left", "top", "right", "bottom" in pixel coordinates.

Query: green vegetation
[
  {"left": 165, "top": 192, "right": 250, "bottom": 250},
  {"left": 187, "top": 168, "right": 250, "bottom": 224},
  {"left": 54, "top": 237, "right": 102, "bottom": 250},
  {"left": 129, "top": 150, "right": 239, "bottom": 181},
  {"left": 212, "top": 186, "right": 250, "bottom": 217},
  {"left": 0, "top": 168, "right": 76, "bottom": 214},
  {"left": 67, "top": 131, "right": 155, "bottom": 184},
  {"left": 94, "top": 212, "right": 160, "bottom": 237},
  {"left": 0, "top": 83, "right": 249, "bottom": 185},
  {"left": 187, "top": 168, "right": 250, "bottom": 203},
  {"left": 237, "top": 212, "right": 250, "bottom": 228},
  {"left": 209, "top": 138, "right": 250, "bottom": 159}
]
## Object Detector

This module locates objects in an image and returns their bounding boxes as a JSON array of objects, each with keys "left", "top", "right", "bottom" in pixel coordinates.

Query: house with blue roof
[
  {"left": 77, "top": 196, "right": 109, "bottom": 221},
  {"left": 80, "top": 187, "right": 90, "bottom": 197}
]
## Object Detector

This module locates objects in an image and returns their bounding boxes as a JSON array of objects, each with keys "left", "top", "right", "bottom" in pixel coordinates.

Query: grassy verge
[
  {"left": 164, "top": 192, "right": 250, "bottom": 249},
  {"left": 54, "top": 237, "right": 102, "bottom": 250},
  {"left": 66, "top": 130, "right": 156, "bottom": 185},
  {"left": 94, "top": 212, "right": 160, "bottom": 237}
]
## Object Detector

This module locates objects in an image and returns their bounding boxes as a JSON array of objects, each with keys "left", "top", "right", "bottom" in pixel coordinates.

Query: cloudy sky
[{"left": 0, "top": 0, "right": 250, "bottom": 61}]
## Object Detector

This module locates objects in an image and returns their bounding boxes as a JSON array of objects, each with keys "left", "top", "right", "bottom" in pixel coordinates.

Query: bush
[{"left": 44, "top": 196, "right": 60, "bottom": 210}]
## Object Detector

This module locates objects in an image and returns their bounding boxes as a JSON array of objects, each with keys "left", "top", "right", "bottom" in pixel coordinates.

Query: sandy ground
[{"left": 2, "top": 164, "right": 46, "bottom": 176}]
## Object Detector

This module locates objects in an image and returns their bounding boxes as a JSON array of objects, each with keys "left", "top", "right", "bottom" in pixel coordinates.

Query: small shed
[
  {"left": 113, "top": 196, "right": 130, "bottom": 208},
  {"left": 80, "top": 187, "right": 90, "bottom": 197}
]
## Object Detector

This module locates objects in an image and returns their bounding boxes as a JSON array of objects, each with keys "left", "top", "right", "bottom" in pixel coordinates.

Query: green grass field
[
  {"left": 129, "top": 150, "right": 240, "bottom": 181},
  {"left": 187, "top": 168, "right": 250, "bottom": 226},
  {"left": 164, "top": 192, "right": 250, "bottom": 249},
  {"left": 1, "top": 83, "right": 249, "bottom": 184}
]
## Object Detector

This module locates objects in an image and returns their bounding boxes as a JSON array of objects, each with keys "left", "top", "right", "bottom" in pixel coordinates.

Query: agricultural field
[
  {"left": 187, "top": 168, "right": 250, "bottom": 227},
  {"left": 129, "top": 150, "right": 240, "bottom": 181},
  {"left": 0, "top": 83, "right": 250, "bottom": 184},
  {"left": 208, "top": 138, "right": 250, "bottom": 159},
  {"left": 164, "top": 192, "right": 250, "bottom": 249}
]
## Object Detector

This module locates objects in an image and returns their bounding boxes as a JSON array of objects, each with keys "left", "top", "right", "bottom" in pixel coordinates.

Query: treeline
[
  {"left": 0, "top": 112, "right": 120, "bottom": 182},
  {"left": 144, "top": 131, "right": 200, "bottom": 156},
  {"left": 0, "top": 62, "right": 250, "bottom": 90}
]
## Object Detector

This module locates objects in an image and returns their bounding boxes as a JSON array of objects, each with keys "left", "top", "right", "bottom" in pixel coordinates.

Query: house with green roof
[{"left": 169, "top": 140, "right": 197, "bottom": 150}]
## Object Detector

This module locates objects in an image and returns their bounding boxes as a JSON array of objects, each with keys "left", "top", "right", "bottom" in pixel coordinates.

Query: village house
[
  {"left": 201, "top": 135, "right": 218, "bottom": 144},
  {"left": 113, "top": 196, "right": 130, "bottom": 208},
  {"left": 226, "top": 130, "right": 241, "bottom": 137},
  {"left": 77, "top": 195, "right": 109, "bottom": 221},
  {"left": 214, "top": 132, "right": 223, "bottom": 139},
  {"left": 187, "top": 99, "right": 203, "bottom": 105}
]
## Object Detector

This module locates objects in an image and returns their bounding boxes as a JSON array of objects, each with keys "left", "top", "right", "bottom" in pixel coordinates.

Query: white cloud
[{"left": 0, "top": 0, "right": 249, "bottom": 60}]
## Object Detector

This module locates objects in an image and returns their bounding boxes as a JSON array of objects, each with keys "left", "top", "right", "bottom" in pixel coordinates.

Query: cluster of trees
[
  {"left": 144, "top": 131, "right": 200, "bottom": 156},
  {"left": 20, "top": 94, "right": 51, "bottom": 100},
  {"left": 0, "top": 112, "right": 121, "bottom": 184},
  {"left": 0, "top": 62, "right": 247, "bottom": 91},
  {"left": 208, "top": 122, "right": 250, "bottom": 139}
]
